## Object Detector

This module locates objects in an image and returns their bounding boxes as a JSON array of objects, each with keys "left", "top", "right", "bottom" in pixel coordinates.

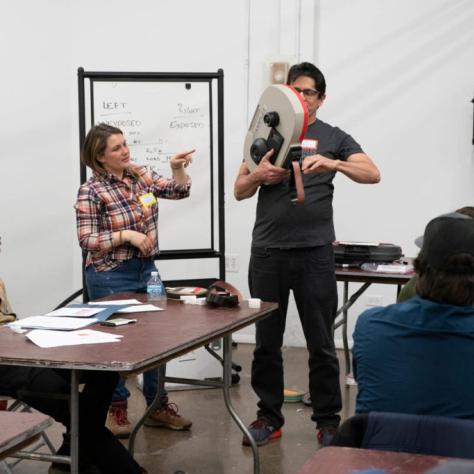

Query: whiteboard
[{"left": 90, "top": 80, "right": 214, "bottom": 251}]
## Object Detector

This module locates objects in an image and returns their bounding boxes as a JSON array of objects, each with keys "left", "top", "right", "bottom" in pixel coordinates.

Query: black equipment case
[{"left": 333, "top": 241, "right": 403, "bottom": 266}]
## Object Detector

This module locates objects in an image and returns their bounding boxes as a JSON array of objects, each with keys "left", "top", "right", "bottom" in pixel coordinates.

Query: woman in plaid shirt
[{"left": 75, "top": 123, "right": 194, "bottom": 439}]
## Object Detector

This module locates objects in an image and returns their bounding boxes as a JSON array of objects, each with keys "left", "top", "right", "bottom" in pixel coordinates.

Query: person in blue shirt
[{"left": 353, "top": 214, "right": 474, "bottom": 417}]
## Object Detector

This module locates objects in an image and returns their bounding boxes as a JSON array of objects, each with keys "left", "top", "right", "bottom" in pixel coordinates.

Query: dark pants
[
  {"left": 0, "top": 365, "right": 144, "bottom": 474},
  {"left": 249, "top": 245, "right": 342, "bottom": 429}
]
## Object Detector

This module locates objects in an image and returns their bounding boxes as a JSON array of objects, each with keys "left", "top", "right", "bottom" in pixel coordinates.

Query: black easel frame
[{"left": 77, "top": 68, "right": 225, "bottom": 293}]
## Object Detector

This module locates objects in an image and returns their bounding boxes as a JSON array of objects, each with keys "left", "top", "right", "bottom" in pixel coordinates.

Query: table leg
[
  {"left": 129, "top": 369, "right": 164, "bottom": 456},
  {"left": 342, "top": 282, "right": 350, "bottom": 378},
  {"left": 70, "top": 370, "right": 79, "bottom": 474},
  {"left": 334, "top": 282, "right": 371, "bottom": 384},
  {"left": 222, "top": 334, "right": 260, "bottom": 474}
]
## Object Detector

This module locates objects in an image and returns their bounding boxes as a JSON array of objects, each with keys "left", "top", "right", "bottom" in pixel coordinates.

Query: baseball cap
[
  {"left": 414, "top": 212, "right": 470, "bottom": 248},
  {"left": 418, "top": 215, "right": 474, "bottom": 270}
]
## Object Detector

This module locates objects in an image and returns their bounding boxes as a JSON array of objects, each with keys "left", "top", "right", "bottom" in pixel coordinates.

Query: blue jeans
[{"left": 85, "top": 257, "right": 167, "bottom": 406}]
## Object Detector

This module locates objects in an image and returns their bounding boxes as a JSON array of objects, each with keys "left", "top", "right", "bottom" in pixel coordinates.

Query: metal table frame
[{"left": 0, "top": 294, "right": 276, "bottom": 474}]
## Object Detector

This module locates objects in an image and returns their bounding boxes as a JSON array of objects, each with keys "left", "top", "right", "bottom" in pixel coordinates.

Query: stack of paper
[
  {"left": 9, "top": 299, "right": 163, "bottom": 332},
  {"left": 117, "top": 304, "right": 163, "bottom": 313},
  {"left": 89, "top": 299, "right": 164, "bottom": 313},
  {"left": 44, "top": 307, "right": 104, "bottom": 318},
  {"left": 376, "top": 264, "right": 414, "bottom": 274},
  {"left": 89, "top": 299, "right": 142, "bottom": 306},
  {"left": 10, "top": 316, "right": 99, "bottom": 331},
  {"left": 26, "top": 328, "right": 123, "bottom": 348}
]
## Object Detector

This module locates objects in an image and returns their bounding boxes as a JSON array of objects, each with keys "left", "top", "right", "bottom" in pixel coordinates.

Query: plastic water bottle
[{"left": 147, "top": 271, "right": 166, "bottom": 302}]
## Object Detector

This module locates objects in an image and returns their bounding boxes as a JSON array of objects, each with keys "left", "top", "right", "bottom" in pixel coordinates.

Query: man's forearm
[
  {"left": 234, "top": 173, "right": 261, "bottom": 200},
  {"left": 336, "top": 159, "right": 381, "bottom": 184},
  {"left": 337, "top": 154, "right": 381, "bottom": 184},
  {"left": 234, "top": 152, "right": 290, "bottom": 200}
]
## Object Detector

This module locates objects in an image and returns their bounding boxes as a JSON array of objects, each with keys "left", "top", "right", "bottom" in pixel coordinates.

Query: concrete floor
[{"left": 6, "top": 344, "right": 356, "bottom": 474}]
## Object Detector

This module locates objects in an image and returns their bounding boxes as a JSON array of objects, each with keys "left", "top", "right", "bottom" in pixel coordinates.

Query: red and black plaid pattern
[{"left": 75, "top": 165, "right": 190, "bottom": 271}]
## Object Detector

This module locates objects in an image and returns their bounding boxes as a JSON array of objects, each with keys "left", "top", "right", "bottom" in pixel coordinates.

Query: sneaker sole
[
  {"left": 144, "top": 420, "right": 192, "bottom": 431},
  {"left": 242, "top": 429, "right": 282, "bottom": 447}
]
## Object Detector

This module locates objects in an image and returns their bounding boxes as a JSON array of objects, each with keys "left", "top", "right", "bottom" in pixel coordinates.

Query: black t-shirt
[{"left": 252, "top": 118, "right": 363, "bottom": 248}]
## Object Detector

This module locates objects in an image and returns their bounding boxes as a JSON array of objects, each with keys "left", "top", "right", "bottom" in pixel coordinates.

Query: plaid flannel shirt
[{"left": 75, "top": 165, "right": 191, "bottom": 271}]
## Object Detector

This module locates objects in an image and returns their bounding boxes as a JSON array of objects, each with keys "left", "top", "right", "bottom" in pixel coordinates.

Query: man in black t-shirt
[{"left": 234, "top": 62, "right": 380, "bottom": 447}]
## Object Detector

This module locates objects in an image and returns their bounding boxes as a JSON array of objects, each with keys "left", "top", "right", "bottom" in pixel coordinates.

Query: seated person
[
  {"left": 0, "top": 365, "right": 146, "bottom": 474},
  {"left": 397, "top": 206, "right": 474, "bottom": 303},
  {"left": 352, "top": 214, "right": 474, "bottom": 417},
  {"left": 0, "top": 266, "right": 146, "bottom": 473}
]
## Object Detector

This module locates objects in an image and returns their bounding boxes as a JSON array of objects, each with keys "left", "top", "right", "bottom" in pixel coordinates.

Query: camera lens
[
  {"left": 250, "top": 138, "right": 269, "bottom": 164},
  {"left": 263, "top": 112, "right": 280, "bottom": 127}
]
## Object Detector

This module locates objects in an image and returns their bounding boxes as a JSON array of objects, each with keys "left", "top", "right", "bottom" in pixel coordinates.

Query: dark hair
[
  {"left": 415, "top": 254, "right": 474, "bottom": 306},
  {"left": 456, "top": 206, "right": 474, "bottom": 218},
  {"left": 287, "top": 62, "right": 326, "bottom": 96},
  {"left": 81, "top": 123, "right": 124, "bottom": 175}
]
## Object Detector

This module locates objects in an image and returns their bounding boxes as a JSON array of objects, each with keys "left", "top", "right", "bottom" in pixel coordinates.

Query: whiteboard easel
[{"left": 77, "top": 68, "right": 225, "bottom": 287}]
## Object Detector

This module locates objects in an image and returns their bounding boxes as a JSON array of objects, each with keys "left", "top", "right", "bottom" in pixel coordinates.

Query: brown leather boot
[{"left": 144, "top": 400, "right": 192, "bottom": 431}]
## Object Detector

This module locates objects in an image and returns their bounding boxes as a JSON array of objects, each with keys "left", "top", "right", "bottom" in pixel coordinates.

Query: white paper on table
[
  {"left": 376, "top": 264, "right": 414, "bottom": 274},
  {"left": 11, "top": 316, "right": 99, "bottom": 331},
  {"left": 26, "top": 329, "right": 123, "bottom": 348},
  {"left": 88, "top": 299, "right": 142, "bottom": 306},
  {"left": 117, "top": 304, "right": 163, "bottom": 313},
  {"left": 44, "top": 307, "right": 104, "bottom": 318},
  {"left": 336, "top": 241, "right": 380, "bottom": 247}
]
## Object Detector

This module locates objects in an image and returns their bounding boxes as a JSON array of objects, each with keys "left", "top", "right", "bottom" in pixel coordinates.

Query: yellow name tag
[{"left": 139, "top": 193, "right": 157, "bottom": 207}]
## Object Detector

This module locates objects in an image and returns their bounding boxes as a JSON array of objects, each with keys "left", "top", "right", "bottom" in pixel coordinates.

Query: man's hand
[
  {"left": 301, "top": 154, "right": 338, "bottom": 174},
  {"left": 253, "top": 149, "right": 290, "bottom": 184},
  {"left": 234, "top": 149, "right": 290, "bottom": 200}
]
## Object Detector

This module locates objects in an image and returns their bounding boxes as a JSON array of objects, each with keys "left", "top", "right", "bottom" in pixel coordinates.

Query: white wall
[
  {"left": 322, "top": 0, "right": 474, "bottom": 347},
  {"left": 0, "top": 1, "right": 76, "bottom": 315},
  {"left": 1, "top": 0, "right": 473, "bottom": 349}
]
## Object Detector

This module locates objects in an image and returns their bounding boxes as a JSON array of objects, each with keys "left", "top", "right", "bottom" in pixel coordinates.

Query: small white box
[
  {"left": 180, "top": 295, "right": 197, "bottom": 304},
  {"left": 248, "top": 298, "right": 261, "bottom": 309}
]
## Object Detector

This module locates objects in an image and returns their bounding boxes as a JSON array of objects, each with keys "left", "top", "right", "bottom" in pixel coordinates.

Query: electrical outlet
[
  {"left": 225, "top": 254, "right": 240, "bottom": 273},
  {"left": 366, "top": 295, "right": 383, "bottom": 306}
]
